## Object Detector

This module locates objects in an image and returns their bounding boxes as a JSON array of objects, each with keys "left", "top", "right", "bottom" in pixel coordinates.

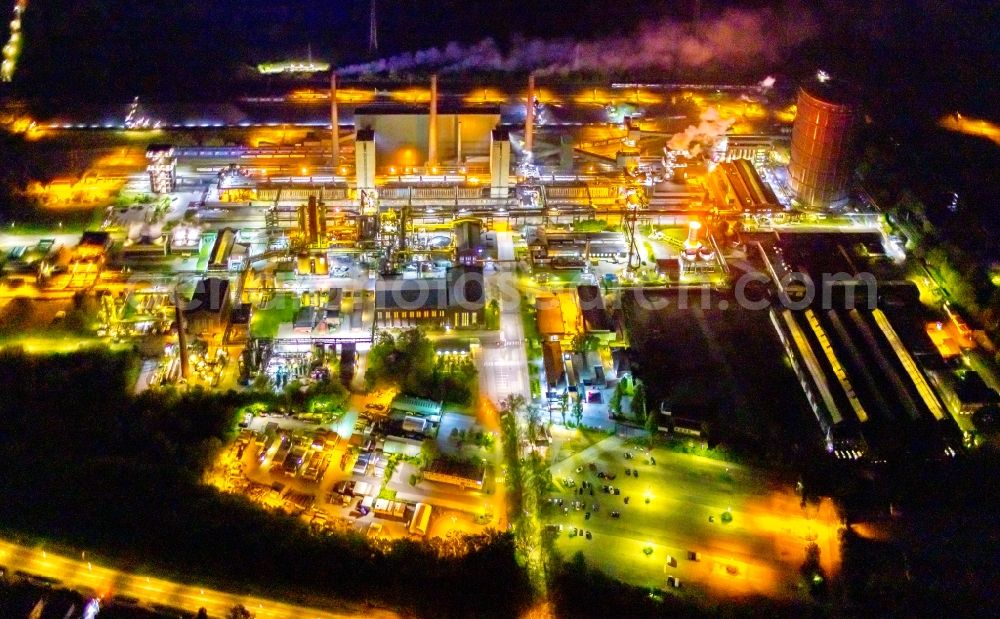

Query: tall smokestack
[
  {"left": 525, "top": 73, "right": 535, "bottom": 156},
  {"left": 355, "top": 129, "right": 376, "bottom": 190},
  {"left": 428, "top": 74, "right": 439, "bottom": 166},
  {"left": 330, "top": 72, "right": 340, "bottom": 171},
  {"left": 490, "top": 128, "right": 511, "bottom": 199}
]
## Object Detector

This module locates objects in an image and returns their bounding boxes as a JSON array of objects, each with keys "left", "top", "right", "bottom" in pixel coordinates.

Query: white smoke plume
[
  {"left": 667, "top": 107, "right": 736, "bottom": 153},
  {"left": 758, "top": 75, "right": 777, "bottom": 89},
  {"left": 338, "top": 4, "right": 817, "bottom": 76}
]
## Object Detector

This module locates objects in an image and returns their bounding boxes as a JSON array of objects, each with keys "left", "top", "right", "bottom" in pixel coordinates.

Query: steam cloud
[
  {"left": 667, "top": 107, "right": 736, "bottom": 154},
  {"left": 338, "top": 5, "right": 817, "bottom": 76}
]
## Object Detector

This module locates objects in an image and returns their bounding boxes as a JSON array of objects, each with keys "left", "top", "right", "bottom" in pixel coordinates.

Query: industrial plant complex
[{"left": 1, "top": 27, "right": 997, "bottom": 614}]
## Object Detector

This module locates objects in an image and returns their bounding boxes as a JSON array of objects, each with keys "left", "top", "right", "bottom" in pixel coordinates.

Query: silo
[{"left": 788, "top": 75, "right": 859, "bottom": 210}]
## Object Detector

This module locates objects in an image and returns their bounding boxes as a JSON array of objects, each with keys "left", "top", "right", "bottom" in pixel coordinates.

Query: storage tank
[{"left": 788, "top": 74, "right": 859, "bottom": 210}]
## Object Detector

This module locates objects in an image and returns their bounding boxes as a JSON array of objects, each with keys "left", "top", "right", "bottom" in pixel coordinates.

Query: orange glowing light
[
  {"left": 390, "top": 87, "right": 431, "bottom": 103},
  {"left": 774, "top": 104, "right": 797, "bottom": 124},
  {"left": 5, "top": 116, "right": 43, "bottom": 138},
  {"left": 335, "top": 88, "right": 376, "bottom": 103},
  {"left": 573, "top": 87, "right": 614, "bottom": 106},
  {"left": 625, "top": 88, "right": 662, "bottom": 105},
  {"left": 926, "top": 322, "right": 961, "bottom": 358},
  {"left": 939, "top": 113, "right": 1000, "bottom": 147},
  {"left": 399, "top": 149, "right": 418, "bottom": 166},
  {"left": 288, "top": 89, "right": 328, "bottom": 102},
  {"left": 464, "top": 87, "right": 506, "bottom": 104},
  {"left": 525, "top": 87, "right": 560, "bottom": 105},
  {"left": 27, "top": 175, "right": 123, "bottom": 207},
  {"left": 93, "top": 148, "right": 145, "bottom": 169},
  {"left": 247, "top": 127, "right": 310, "bottom": 148}
]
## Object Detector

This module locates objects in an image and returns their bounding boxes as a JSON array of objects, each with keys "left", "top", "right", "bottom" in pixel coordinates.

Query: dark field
[{"left": 623, "top": 289, "right": 823, "bottom": 464}]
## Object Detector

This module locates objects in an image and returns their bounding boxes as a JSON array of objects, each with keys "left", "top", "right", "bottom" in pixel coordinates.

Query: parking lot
[{"left": 544, "top": 435, "right": 840, "bottom": 600}]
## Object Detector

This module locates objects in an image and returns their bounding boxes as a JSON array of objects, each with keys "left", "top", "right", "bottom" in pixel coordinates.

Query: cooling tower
[{"left": 788, "top": 76, "right": 859, "bottom": 210}]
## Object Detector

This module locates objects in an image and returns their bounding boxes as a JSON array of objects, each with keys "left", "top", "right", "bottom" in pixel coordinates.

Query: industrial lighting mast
[
  {"left": 624, "top": 203, "right": 639, "bottom": 273},
  {"left": 622, "top": 187, "right": 645, "bottom": 274}
]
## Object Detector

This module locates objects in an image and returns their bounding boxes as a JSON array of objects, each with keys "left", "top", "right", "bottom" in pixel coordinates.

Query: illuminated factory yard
[{"left": 0, "top": 4, "right": 997, "bottom": 615}]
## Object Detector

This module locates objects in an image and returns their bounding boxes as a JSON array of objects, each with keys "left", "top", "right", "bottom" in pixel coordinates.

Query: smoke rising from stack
[
  {"left": 667, "top": 107, "right": 736, "bottom": 154},
  {"left": 338, "top": 4, "right": 817, "bottom": 76}
]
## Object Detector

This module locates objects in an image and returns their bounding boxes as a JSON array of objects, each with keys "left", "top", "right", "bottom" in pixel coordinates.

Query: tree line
[
  {"left": 365, "top": 328, "right": 477, "bottom": 405},
  {"left": 0, "top": 349, "right": 531, "bottom": 618}
]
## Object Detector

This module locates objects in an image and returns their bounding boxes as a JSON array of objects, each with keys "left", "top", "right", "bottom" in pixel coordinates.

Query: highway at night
[{"left": 0, "top": 538, "right": 398, "bottom": 619}]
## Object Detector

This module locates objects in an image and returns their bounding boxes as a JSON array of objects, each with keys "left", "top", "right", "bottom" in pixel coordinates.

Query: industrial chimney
[
  {"left": 428, "top": 74, "right": 439, "bottom": 166},
  {"left": 330, "top": 72, "right": 340, "bottom": 170},
  {"left": 490, "top": 128, "right": 511, "bottom": 199},
  {"left": 355, "top": 128, "right": 376, "bottom": 191},
  {"left": 525, "top": 73, "right": 535, "bottom": 156}
]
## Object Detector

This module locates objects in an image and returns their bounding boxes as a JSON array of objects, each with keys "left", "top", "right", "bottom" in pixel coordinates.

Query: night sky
[
  {"left": 3, "top": 0, "right": 997, "bottom": 219},
  {"left": 6, "top": 0, "right": 996, "bottom": 115}
]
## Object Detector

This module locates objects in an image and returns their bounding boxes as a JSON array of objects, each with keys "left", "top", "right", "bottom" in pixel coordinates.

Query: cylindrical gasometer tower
[{"left": 788, "top": 75, "right": 859, "bottom": 210}]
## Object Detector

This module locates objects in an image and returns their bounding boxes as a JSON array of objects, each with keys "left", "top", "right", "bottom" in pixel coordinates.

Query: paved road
[
  {"left": 496, "top": 231, "right": 516, "bottom": 263},
  {"left": 478, "top": 233, "right": 530, "bottom": 405},
  {"left": 0, "top": 538, "right": 398, "bottom": 619}
]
